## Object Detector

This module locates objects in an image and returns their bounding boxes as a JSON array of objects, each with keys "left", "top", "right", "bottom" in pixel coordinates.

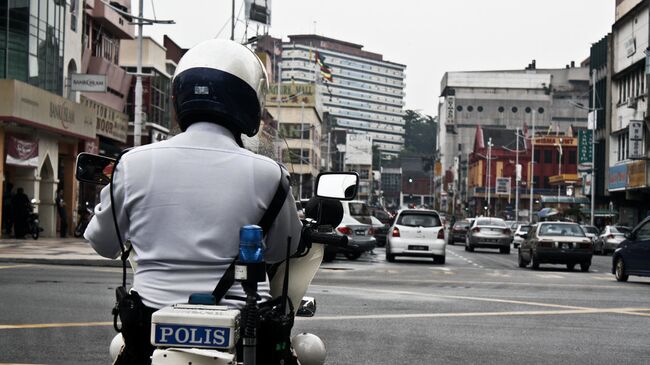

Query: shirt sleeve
[
  {"left": 263, "top": 174, "right": 302, "bottom": 264},
  {"left": 83, "top": 159, "right": 130, "bottom": 259}
]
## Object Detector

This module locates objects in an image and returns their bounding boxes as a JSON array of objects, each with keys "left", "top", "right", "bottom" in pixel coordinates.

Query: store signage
[
  {"left": 0, "top": 80, "right": 95, "bottom": 139},
  {"left": 628, "top": 160, "right": 647, "bottom": 189},
  {"left": 625, "top": 37, "right": 636, "bottom": 57},
  {"left": 628, "top": 120, "right": 645, "bottom": 159},
  {"left": 344, "top": 134, "right": 372, "bottom": 166},
  {"left": 495, "top": 177, "right": 511, "bottom": 195},
  {"left": 267, "top": 83, "right": 315, "bottom": 106},
  {"left": 81, "top": 96, "right": 128, "bottom": 143},
  {"left": 608, "top": 164, "right": 628, "bottom": 191},
  {"left": 446, "top": 96, "right": 455, "bottom": 123},
  {"left": 70, "top": 74, "right": 107, "bottom": 92},
  {"left": 534, "top": 136, "right": 577, "bottom": 147},
  {"left": 578, "top": 130, "right": 593, "bottom": 164}
]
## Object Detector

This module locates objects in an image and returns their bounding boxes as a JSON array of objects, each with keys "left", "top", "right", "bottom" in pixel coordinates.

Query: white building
[{"left": 278, "top": 34, "right": 406, "bottom": 157}]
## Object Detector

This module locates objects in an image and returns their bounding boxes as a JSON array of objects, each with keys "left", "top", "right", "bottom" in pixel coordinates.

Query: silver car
[
  {"left": 465, "top": 217, "right": 512, "bottom": 254},
  {"left": 594, "top": 225, "right": 628, "bottom": 255}
]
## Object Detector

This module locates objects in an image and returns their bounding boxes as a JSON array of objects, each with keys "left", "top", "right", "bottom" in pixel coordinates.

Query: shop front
[{"left": 0, "top": 80, "right": 95, "bottom": 238}]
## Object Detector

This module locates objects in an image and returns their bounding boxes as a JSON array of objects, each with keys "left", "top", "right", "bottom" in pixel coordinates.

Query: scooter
[
  {"left": 27, "top": 199, "right": 43, "bottom": 240},
  {"left": 75, "top": 153, "right": 358, "bottom": 365},
  {"left": 74, "top": 202, "right": 94, "bottom": 238}
]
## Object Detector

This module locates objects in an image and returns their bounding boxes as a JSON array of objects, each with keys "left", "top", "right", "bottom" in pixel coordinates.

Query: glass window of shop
[
  {"left": 0, "top": 0, "right": 65, "bottom": 95},
  {"left": 150, "top": 70, "right": 170, "bottom": 129},
  {"left": 279, "top": 123, "right": 310, "bottom": 139}
]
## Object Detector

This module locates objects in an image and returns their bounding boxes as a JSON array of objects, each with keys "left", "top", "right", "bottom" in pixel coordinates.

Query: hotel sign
[{"left": 0, "top": 80, "right": 95, "bottom": 139}]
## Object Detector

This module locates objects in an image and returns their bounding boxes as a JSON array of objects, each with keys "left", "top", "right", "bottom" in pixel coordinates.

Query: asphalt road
[{"left": 1, "top": 244, "right": 649, "bottom": 364}]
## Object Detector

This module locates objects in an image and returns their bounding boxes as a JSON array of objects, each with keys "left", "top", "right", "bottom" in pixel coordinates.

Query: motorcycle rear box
[{"left": 151, "top": 304, "right": 240, "bottom": 350}]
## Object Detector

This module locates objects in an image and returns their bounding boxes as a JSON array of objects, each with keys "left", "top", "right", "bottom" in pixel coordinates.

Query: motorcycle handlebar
[{"left": 305, "top": 230, "right": 349, "bottom": 247}]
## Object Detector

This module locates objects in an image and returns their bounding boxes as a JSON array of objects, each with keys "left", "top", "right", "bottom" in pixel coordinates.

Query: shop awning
[{"left": 540, "top": 196, "right": 590, "bottom": 204}]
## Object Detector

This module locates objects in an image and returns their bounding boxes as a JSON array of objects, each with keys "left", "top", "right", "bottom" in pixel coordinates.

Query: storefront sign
[
  {"left": 5, "top": 135, "right": 38, "bottom": 167},
  {"left": 628, "top": 160, "right": 647, "bottom": 189},
  {"left": 578, "top": 130, "right": 593, "bottom": 164},
  {"left": 81, "top": 96, "right": 128, "bottom": 143},
  {"left": 0, "top": 80, "right": 95, "bottom": 139},
  {"left": 267, "top": 83, "right": 316, "bottom": 106},
  {"left": 344, "top": 134, "right": 372, "bottom": 166},
  {"left": 608, "top": 164, "right": 628, "bottom": 191},
  {"left": 70, "top": 74, "right": 107, "bottom": 92},
  {"left": 533, "top": 136, "right": 577, "bottom": 147},
  {"left": 628, "top": 120, "right": 645, "bottom": 159},
  {"left": 495, "top": 177, "right": 511, "bottom": 195},
  {"left": 446, "top": 96, "right": 455, "bottom": 124}
]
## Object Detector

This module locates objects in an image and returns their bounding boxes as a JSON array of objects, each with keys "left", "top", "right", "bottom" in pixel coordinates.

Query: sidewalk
[{"left": 0, "top": 236, "right": 121, "bottom": 266}]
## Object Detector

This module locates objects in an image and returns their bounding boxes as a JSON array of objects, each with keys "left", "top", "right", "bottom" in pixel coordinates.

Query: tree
[{"left": 403, "top": 110, "right": 436, "bottom": 155}]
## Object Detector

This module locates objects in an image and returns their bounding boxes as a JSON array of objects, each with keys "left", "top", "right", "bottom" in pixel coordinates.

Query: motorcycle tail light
[
  {"left": 337, "top": 226, "right": 352, "bottom": 236},
  {"left": 437, "top": 229, "right": 445, "bottom": 240},
  {"left": 392, "top": 227, "right": 400, "bottom": 237}
]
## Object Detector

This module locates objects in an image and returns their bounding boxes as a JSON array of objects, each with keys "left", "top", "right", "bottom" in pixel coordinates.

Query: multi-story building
[
  {"left": 438, "top": 64, "right": 590, "bottom": 213},
  {"left": 120, "top": 36, "right": 174, "bottom": 144},
  {"left": 278, "top": 34, "right": 406, "bottom": 157},
  {"left": 607, "top": 0, "right": 650, "bottom": 226}
]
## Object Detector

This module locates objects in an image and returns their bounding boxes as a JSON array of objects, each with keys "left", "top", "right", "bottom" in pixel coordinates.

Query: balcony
[{"left": 88, "top": 1, "right": 135, "bottom": 39}]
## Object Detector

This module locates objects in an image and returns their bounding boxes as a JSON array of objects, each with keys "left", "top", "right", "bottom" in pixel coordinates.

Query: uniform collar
[{"left": 186, "top": 122, "right": 237, "bottom": 139}]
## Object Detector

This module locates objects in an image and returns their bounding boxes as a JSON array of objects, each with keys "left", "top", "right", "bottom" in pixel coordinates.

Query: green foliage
[{"left": 403, "top": 110, "right": 436, "bottom": 155}]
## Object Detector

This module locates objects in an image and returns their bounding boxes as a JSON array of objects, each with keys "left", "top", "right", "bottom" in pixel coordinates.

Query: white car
[
  {"left": 386, "top": 209, "right": 446, "bottom": 264},
  {"left": 512, "top": 224, "right": 531, "bottom": 248}
]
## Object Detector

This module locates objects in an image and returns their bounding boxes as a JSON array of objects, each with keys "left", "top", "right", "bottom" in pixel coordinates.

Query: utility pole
[
  {"left": 590, "top": 69, "right": 597, "bottom": 226},
  {"left": 529, "top": 110, "right": 536, "bottom": 222},
  {"left": 487, "top": 137, "right": 492, "bottom": 217},
  {"left": 515, "top": 127, "right": 520, "bottom": 224},
  {"left": 556, "top": 140, "right": 563, "bottom": 209}
]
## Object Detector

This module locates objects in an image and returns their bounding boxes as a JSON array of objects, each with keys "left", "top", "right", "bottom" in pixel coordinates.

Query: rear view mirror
[
  {"left": 76, "top": 153, "right": 116, "bottom": 186},
  {"left": 315, "top": 172, "right": 359, "bottom": 200}
]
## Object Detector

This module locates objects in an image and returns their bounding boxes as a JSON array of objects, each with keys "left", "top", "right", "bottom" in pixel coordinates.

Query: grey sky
[{"left": 138, "top": 0, "right": 614, "bottom": 116}]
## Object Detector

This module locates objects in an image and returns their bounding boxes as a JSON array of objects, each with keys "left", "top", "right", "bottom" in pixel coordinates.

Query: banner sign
[
  {"left": 495, "top": 177, "right": 511, "bottom": 195},
  {"left": 628, "top": 120, "right": 644, "bottom": 159},
  {"left": 344, "top": 134, "right": 372, "bottom": 165},
  {"left": 245, "top": 0, "right": 271, "bottom": 26},
  {"left": 608, "top": 164, "right": 628, "bottom": 191},
  {"left": 628, "top": 160, "right": 647, "bottom": 189},
  {"left": 578, "top": 130, "right": 593, "bottom": 164},
  {"left": 6, "top": 135, "right": 38, "bottom": 167},
  {"left": 70, "top": 74, "right": 107, "bottom": 92}
]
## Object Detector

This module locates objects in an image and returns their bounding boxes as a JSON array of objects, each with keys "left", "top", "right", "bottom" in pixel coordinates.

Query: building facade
[{"left": 278, "top": 34, "right": 406, "bottom": 157}]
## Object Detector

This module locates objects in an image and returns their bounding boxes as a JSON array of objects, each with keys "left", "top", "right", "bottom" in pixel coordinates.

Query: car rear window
[
  {"left": 518, "top": 225, "right": 531, "bottom": 232},
  {"left": 349, "top": 203, "right": 370, "bottom": 216},
  {"left": 397, "top": 213, "right": 441, "bottom": 227},
  {"left": 475, "top": 218, "right": 506, "bottom": 227},
  {"left": 539, "top": 223, "right": 585, "bottom": 237},
  {"left": 582, "top": 226, "right": 599, "bottom": 234},
  {"left": 454, "top": 221, "right": 470, "bottom": 228}
]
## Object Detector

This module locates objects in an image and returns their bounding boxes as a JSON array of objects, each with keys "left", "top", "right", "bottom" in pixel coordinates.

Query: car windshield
[
  {"left": 539, "top": 223, "right": 586, "bottom": 237},
  {"left": 582, "top": 226, "right": 599, "bottom": 234},
  {"left": 397, "top": 213, "right": 441, "bottom": 227},
  {"left": 475, "top": 218, "right": 506, "bottom": 227}
]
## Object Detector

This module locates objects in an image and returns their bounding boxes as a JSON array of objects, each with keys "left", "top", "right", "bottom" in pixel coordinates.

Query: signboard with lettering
[
  {"left": 0, "top": 80, "right": 95, "bottom": 139},
  {"left": 446, "top": 96, "right": 455, "bottom": 124},
  {"left": 267, "top": 83, "right": 316, "bottom": 106},
  {"left": 608, "top": 164, "right": 628, "bottom": 191},
  {"left": 70, "top": 74, "right": 107, "bottom": 92},
  {"left": 533, "top": 136, "right": 577, "bottom": 147},
  {"left": 81, "top": 96, "right": 128, "bottom": 143},
  {"left": 344, "top": 134, "right": 372, "bottom": 166},
  {"left": 495, "top": 177, "right": 511, "bottom": 195},
  {"left": 578, "top": 130, "right": 593, "bottom": 164},
  {"left": 628, "top": 160, "right": 647, "bottom": 189},
  {"left": 628, "top": 120, "right": 644, "bottom": 159}
]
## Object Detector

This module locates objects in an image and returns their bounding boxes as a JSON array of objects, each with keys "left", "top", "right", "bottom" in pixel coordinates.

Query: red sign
[{"left": 6, "top": 135, "right": 38, "bottom": 167}]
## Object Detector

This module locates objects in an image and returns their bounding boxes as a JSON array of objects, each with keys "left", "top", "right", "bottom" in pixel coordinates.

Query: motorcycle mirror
[
  {"left": 314, "top": 172, "right": 359, "bottom": 200},
  {"left": 296, "top": 296, "right": 317, "bottom": 317},
  {"left": 75, "top": 153, "right": 116, "bottom": 186}
]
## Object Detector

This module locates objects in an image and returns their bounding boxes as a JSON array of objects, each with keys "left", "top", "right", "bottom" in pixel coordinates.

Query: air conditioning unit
[{"left": 627, "top": 98, "right": 638, "bottom": 109}]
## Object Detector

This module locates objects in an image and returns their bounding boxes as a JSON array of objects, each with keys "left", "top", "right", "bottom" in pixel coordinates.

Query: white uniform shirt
[{"left": 84, "top": 122, "right": 302, "bottom": 309}]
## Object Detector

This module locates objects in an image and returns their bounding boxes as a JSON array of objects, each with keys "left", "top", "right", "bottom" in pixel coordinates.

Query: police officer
[{"left": 84, "top": 39, "right": 302, "bottom": 364}]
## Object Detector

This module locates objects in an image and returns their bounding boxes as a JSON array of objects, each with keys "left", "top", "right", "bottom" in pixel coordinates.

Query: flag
[{"left": 315, "top": 51, "right": 333, "bottom": 82}]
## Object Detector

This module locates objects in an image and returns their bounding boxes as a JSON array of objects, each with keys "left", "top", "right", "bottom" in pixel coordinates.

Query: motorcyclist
[{"left": 84, "top": 39, "right": 302, "bottom": 364}]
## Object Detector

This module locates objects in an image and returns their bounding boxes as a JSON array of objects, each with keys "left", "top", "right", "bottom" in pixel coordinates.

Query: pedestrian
[
  {"left": 84, "top": 39, "right": 301, "bottom": 364},
  {"left": 2, "top": 182, "right": 14, "bottom": 236},
  {"left": 11, "top": 187, "right": 30, "bottom": 239},
  {"left": 55, "top": 189, "right": 67, "bottom": 238}
]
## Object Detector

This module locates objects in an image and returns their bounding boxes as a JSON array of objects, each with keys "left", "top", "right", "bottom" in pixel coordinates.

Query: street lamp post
[
  {"left": 555, "top": 140, "right": 563, "bottom": 209},
  {"left": 529, "top": 110, "right": 536, "bottom": 223},
  {"left": 487, "top": 138, "right": 493, "bottom": 217}
]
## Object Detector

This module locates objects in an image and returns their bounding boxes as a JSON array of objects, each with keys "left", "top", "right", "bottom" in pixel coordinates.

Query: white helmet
[
  {"left": 172, "top": 39, "right": 269, "bottom": 136},
  {"left": 292, "top": 333, "right": 326, "bottom": 365}
]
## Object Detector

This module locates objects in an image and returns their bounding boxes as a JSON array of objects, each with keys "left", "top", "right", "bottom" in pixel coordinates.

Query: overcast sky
[{"left": 137, "top": 0, "right": 614, "bottom": 116}]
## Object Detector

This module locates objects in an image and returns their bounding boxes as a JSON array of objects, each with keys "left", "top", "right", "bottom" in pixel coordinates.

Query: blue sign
[
  {"left": 154, "top": 324, "right": 232, "bottom": 349},
  {"left": 608, "top": 165, "right": 628, "bottom": 191}
]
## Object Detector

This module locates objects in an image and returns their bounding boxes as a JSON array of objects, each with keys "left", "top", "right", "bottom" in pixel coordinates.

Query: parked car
[
  {"left": 512, "top": 224, "right": 531, "bottom": 248},
  {"left": 370, "top": 215, "right": 389, "bottom": 247},
  {"left": 594, "top": 225, "right": 627, "bottom": 255},
  {"left": 323, "top": 200, "right": 376, "bottom": 261},
  {"left": 612, "top": 217, "right": 650, "bottom": 282},
  {"left": 518, "top": 221, "right": 593, "bottom": 271},
  {"left": 465, "top": 217, "right": 512, "bottom": 254},
  {"left": 449, "top": 220, "right": 471, "bottom": 245},
  {"left": 386, "top": 209, "right": 446, "bottom": 264},
  {"left": 581, "top": 225, "right": 599, "bottom": 244}
]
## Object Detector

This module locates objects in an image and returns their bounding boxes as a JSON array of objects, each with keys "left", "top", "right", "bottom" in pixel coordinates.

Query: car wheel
[
  {"left": 345, "top": 252, "right": 361, "bottom": 260},
  {"left": 531, "top": 254, "right": 540, "bottom": 270},
  {"left": 433, "top": 255, "right": 445, "bottom": 264},
  {"left": 323, "top": 251, "right": 336, "bottom": 262},
  {"left": 580, "top": 262, "right": 590, "bottom": 272},
  {"left": 566, "top": 263, "right": 575, "bottom": 271},
  {"left": 500, "top": 247, "right": 510, "bottom": 254},
  {"left": 517, "top": 251, "right": 527, "bottom": 268},
  {"left": 614, "top": 257, "right": 628, "bottom": 282}
]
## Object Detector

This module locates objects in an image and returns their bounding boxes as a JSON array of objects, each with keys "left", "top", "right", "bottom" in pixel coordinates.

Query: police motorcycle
[
  {"left": 76, "top": 152, "right": 357, "bottom": 365},
  {"left": 27, "top": 198, "right": 43, "bottom": 240}
]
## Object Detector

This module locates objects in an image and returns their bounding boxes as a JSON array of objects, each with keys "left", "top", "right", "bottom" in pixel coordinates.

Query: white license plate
[
  {"left": 153, "top": 324, "right": 233, "bottom": 349},
  {"left": 408, "top": 245, "right": 428, "bottom": 251},
  {"left": 355, "top": 229, "right": 366, "bottom": 235}
]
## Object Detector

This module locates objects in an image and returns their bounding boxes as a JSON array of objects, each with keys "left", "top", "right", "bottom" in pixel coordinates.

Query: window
[
  {"left": 525, "top": 107, "right": 532, "bottom": 113},
  {"left": 544, "top": 150, "right": 553, "bottom": 163},
  {"left": 538, "top": 107, "right": 545, "bottom": 114},
  {"left": 467, "top": 105, "right": 474, "bottom": 112},
  {"left": 477, "top": 106, "right": 484, "bottom": 112},
  {"left": 282, "top": 148, "right": 309, "bottom": 164},
  {"left": 533, "top": 150, "right": 540, "bottom": 163},
  {"left": 539, "top": 223, "right": 585, "bottom": 237},
  {"left": 498, "top": 106, "right": 505, "bottom": 113},
  {"left": 569, "top": 150, "right": 577, "bottom": 164},
  {"left": 456, "top": 105, "right": 463, "bottom": 112},
  {"left": 636, "top": 221, "right": 650, "bottom": 240},
  {"left": 279, "top": 123, "right": 310, "bottom": 139},
  {"left": 512, "top": 107, "right": 518, "bottom": 113},
  {"left": 398, "top": 213, "right": 441, "bottom": 227}
]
